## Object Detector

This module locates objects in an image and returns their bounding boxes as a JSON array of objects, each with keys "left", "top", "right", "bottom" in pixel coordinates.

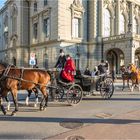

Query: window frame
[{"left": 72, "top": 17, "right": 81, "bottom": 38}]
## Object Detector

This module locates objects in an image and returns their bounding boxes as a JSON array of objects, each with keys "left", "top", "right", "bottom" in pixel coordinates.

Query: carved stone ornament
[
  {"left": 32, "top": 16, "right": 39, "bottom": 24},
  {"left": 103, "top": 0, "right": 116, "bottom": 10},
  {"left": 11, "top": 4, "right": 18, "bottom": 17},
  {"left": 120, "top": 0, "right": 129, "bottom": 13},
  {"left": 134, "top": 5, "right": 139, "bottom": 17},
  {"left": 42, "top": 8, "right": 51, "bottom": 19},
  {"left": 71, "top": 0, "right": 84, "bottom": 12}
]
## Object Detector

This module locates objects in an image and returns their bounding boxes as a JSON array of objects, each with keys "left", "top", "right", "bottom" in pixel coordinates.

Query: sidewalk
[{"left": 46, "top": 109, "right": 140, "bottom": 140}]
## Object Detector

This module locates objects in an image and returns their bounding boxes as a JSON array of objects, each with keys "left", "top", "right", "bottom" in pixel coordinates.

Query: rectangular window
[
  {"left": 43, "top": 18, "right": 50, "bottom": 38},
  {"left": 33, "top": 23, "right": 38, "bottom": 39},
  {"left": 72, "top": 18, "right": 81, "bottom": 38},
  {"left": 44, "top": 0, "right": 48, "bottom": 6},
  {"left": 34, "top": 2, "right": 37, "bottom": 12}
]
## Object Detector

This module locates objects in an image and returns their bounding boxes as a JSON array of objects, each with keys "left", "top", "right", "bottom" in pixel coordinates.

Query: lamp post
[
  {"left": 76, "top": 44, "right": 80, "bottom": 70},
  {"left": 101, "top": 37, "right": 104, "bottom": 60}
]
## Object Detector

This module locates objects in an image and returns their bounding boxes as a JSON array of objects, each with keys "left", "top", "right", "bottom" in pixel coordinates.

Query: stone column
[
  {"left": 116, "top": 0, "right": 120, "bottom": 35},
  {"left": 111, "top": 17, "right": 114, "bottom": 36},
  {"left": 88, "top": 0, "right": 97, "bottom": 40},
  {"left": 98, "top": 0, "right": 103, "bottom": 37},
  {"left": 129, "top": 2, "right": 134, "bottom": 33}
]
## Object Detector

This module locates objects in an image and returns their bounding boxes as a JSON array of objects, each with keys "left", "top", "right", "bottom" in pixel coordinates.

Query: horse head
[
  {"left": 0, "top": 62, "right": 8, "bottom": 75},
  {"left": 120, "top": 65, "right": 126, "bottom": 73},
  {"left": 128, "top": 63, "right": 137, "bottom": 73}
]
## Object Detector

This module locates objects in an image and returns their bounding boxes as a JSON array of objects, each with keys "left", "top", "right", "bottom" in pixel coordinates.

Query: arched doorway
[
  {"left": 106, "top": 49, "right": 124, "bottom": 74},
  {"left": 135, "top": 48, "right": 140, "bottom": 68}
]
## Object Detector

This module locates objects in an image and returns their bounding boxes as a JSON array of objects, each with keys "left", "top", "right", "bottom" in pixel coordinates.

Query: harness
[{"left": 0, "top": 66, "right": 48, "bottom": 87}]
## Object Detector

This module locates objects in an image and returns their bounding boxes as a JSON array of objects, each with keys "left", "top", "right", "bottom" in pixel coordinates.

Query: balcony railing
[
  {"left": 103, "top": 33, "right": 140, "bottom": 42},
  {"left": 103, "top": 34, "right": 127, "bottom": 42}
]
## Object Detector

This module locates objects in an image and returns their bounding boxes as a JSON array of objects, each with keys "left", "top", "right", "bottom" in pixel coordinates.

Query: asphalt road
[{"left": 0, "top": 82, "right": 140, "bottom": 139}]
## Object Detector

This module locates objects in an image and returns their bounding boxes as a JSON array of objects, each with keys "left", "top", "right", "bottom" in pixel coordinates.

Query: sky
[{"left": 0, "top": 0, "right": 6, "bottom": 8}]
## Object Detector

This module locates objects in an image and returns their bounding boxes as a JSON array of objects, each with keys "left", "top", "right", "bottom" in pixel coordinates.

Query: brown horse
[
  {"left": 120, "top": 65, "right": 131, "bottom": 91},
  {"left": 0, "top": 63, "right": 50, "bottom": 116},
  {"left": 128, "top": 63, "right": 140, "bottom": 91}
]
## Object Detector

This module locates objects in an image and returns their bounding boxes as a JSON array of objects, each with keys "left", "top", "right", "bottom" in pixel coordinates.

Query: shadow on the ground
[
  {"left": 0, "top": 115, "right": 140, "bottom": 125},
  {"left": 83, "top": 97, "right": 140, "bottom": 101}
]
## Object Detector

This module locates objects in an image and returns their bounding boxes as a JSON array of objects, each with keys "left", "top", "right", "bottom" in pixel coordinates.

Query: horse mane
[{"left": 0, "top": 62, "right": 10, "bottom": 68}]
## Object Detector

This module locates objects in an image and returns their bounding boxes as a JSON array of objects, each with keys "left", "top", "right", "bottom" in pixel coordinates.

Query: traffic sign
[{"left": 29, "top": 59, "right": 36, "bottom": 65}]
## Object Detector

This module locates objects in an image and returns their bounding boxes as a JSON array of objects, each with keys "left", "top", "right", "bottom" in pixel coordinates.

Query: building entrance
[{"left": 106, "top": 49, "right": 124, "bottom": 74}]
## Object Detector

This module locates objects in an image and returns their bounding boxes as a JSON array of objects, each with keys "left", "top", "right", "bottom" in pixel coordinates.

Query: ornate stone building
[{"left": 0, "top": 0, "right": 140, "bottom": 74}]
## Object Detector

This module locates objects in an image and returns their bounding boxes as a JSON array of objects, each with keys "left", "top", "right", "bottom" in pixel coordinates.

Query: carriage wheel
[
  {"left": 55, "top": 87, "right": 65, "bottom": 101},
  {"left": 66, "top": 84, "right": 83, "bottom": 106},
  {"left": 100, "top": 78, "right": 114, "bottom": 99}
]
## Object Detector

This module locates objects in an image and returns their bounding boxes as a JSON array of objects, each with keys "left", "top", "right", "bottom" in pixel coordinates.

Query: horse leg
[
  {"left": 34, "top": 88, "right": 39, "bottom": 107},
  {"left": 5, "top": 95, "right": 11, "bottom": 111},
  {"left": 40, "top": 87, "right": 48, "bottom": 111},
  {"left": 130, "top": 82, "right": 134, "bottom": 92},
  {"left": 0, "top": 97, "right": 6, "bottom": 115},
  {"left": 26, "top": 90, "right": 32, "bottom": 105},
  {"left": 11, "top": 90, "right": 18, "bottom": 116},
  {"left": 122, "top": 79, "right": 125, "bottom": 91}
]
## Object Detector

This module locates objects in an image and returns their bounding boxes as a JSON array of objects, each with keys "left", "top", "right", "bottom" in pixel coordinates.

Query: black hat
[{"left": 60, "top": 49, "right": 63, "bottom": 53}]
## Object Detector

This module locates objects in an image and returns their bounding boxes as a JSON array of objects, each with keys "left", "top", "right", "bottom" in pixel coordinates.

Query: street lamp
[{"left": 76, "top": 44, "right": 80, "bottom": 70}]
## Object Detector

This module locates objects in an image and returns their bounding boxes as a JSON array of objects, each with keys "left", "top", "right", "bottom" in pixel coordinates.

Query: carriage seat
[{"left": 81, "top": 74, "right": 91, "bottom": 86}]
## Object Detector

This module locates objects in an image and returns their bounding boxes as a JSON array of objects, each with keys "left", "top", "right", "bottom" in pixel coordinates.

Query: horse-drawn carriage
[
  {"left": 75, "top": 71, "right": 114, "bottom": 99},
  {"left": 47, "top": 69, "right": 83, "bottom": 106}
]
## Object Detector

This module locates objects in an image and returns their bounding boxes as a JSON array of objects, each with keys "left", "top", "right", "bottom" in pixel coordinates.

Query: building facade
[{"left": 0, "top": 0, "right": 140, "bottom": 74}]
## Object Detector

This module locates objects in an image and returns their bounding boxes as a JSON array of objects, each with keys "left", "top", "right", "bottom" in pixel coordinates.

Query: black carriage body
[
  {"left": 75, "top": 74, "right": 100, "bottom": 92},
  {"left": 75, "top": 73, "right": 114, "bottom": 99}
]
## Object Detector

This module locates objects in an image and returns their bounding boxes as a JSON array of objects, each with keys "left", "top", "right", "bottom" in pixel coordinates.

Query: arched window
[
  {"left": 133, "top": 18, "right": 138, "bottom": 34},
  {"left": 120, "top": 14, "right": 125, "bottom": 34},
  {"left": 103, "top": 9, "right": 111, "bottom": 37}
]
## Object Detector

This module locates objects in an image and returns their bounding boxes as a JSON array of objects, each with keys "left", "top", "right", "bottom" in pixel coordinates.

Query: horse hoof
[
  {"left": 11, "top": 112, "right": 16, "bottom": 116},
  {"left": 40, "top": 106, "right": 46, "bottom": 111},
  {"left": 40, "top": 106, "right": 43, "bottom": 111},
  {"left": 3, "top": 111, "right": 7, "bottom": 115}
]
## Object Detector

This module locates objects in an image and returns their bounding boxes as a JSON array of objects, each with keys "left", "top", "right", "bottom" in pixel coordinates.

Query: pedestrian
[
  {"left": 61, "top": 54, "right": 76, "bottom": 82},
  {"left": 105, "top": 60, "right": 109, "bottom": 74},
  {"left": 112, "top": 70, "right": 115, "bottom": 82},
  {"left": 91, "top": 66, "right": 98, "bottom": 77},
  {"left": 84, "top": 67, "right": 91, "bottom": 76},
  {"left": 55, "top": 49, "right": 66, "bottom": 70},
  {"left": 98, "top": 60, "right": 106, "bottom": 75},
  {"left": 97, "top": 59, "right": 107, "bottom": 82}
]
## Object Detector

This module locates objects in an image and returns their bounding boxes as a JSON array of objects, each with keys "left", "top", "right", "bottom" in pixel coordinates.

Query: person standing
[
  {"left": 84, "top": 67, "right": 91, "bottom": 76},
  {"left": 55, "top": 49, "right": 66, "bottom": 70}
]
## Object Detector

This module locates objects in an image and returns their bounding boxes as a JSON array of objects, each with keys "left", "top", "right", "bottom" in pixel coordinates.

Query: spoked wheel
[
  {"left": 100, "top": 78, "right": 114, "bottom": 99},
  {"left": 55, "top": 87, "right": 65, "bottom": 101},
  {"left": 66, "top": 84, "right": 83, "bottom": 106}
]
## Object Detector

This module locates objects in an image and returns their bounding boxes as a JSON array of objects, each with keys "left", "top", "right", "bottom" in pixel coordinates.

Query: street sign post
[
  {"left": 29, "top": 52, "right": 36, "bottom": 66},
  {"left": 29, "top": 59, "right": 36, "bottom": 66}
]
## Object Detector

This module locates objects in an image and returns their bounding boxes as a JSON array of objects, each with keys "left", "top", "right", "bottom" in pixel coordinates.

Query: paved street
[{"left": 0, "top": 82, "right": 140, "bottom": 139}]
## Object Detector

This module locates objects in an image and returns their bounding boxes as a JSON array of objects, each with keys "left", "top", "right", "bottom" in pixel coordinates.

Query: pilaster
[
  {"left": 116, "top": 0, "right": 120, "bottom": 35},
  {"left": 129, "top": 2, "right": 134, "bottom": 33},
  {"left": 98, "top": 0, "right": 103, "bottom": 37}
]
